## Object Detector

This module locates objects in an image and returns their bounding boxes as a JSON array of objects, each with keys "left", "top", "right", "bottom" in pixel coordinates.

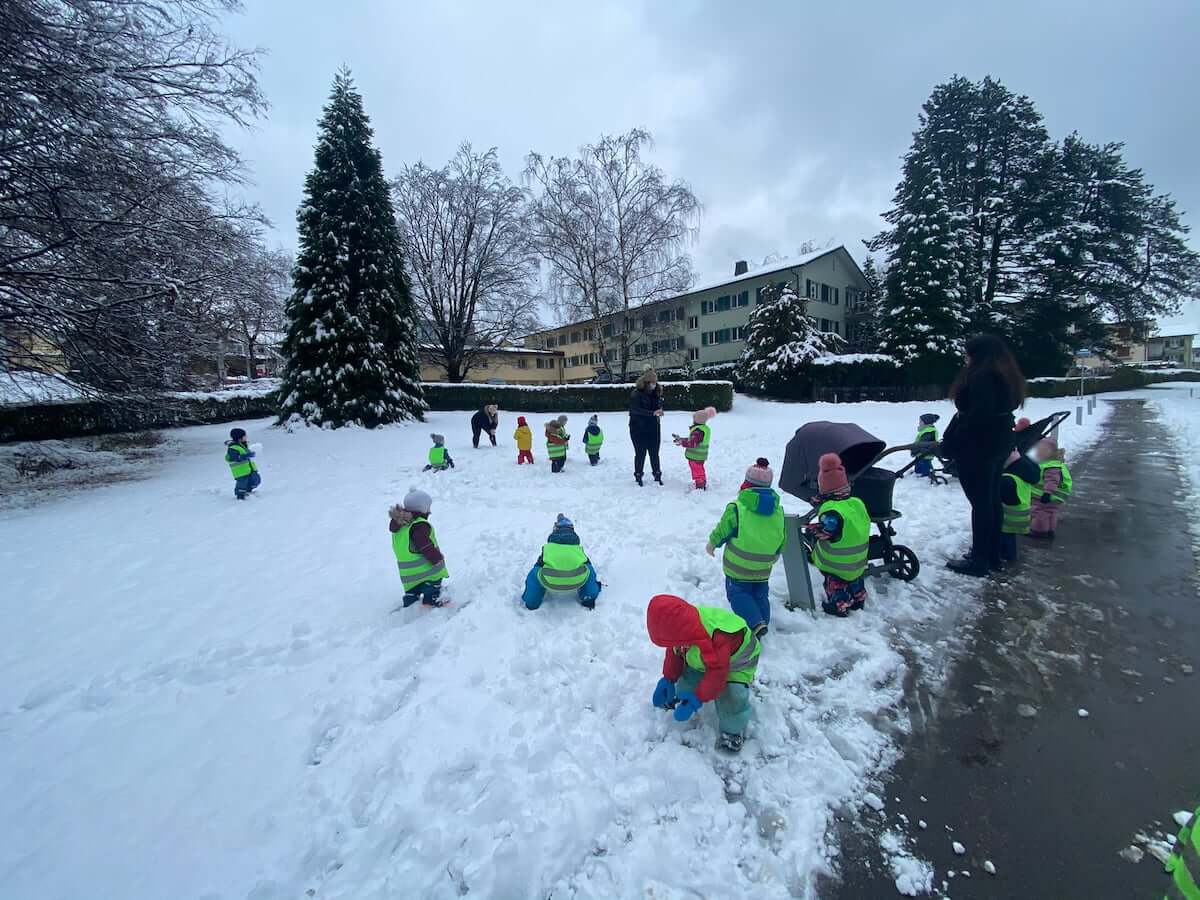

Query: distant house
[
  {"left": 1144, "top": 332, "right": 1195, "bottom": 367},
  {"left": 1074, "top": 320, "right": 1152, "bottom": 369},
  {"left": 1, "top": 327, "right": 68, "bottom": 375},
  {"left": 419, "top": 346, "right": 565, "bottom": 385}
]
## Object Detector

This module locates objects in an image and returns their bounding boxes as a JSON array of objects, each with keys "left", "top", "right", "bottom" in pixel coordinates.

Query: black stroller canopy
[{"left": 779, "top": 421, "right": 886, "bottom": 500}]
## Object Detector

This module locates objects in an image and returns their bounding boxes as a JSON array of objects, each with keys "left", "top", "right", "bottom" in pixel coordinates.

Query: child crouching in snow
[
  {"left": 806, "top": 453, "right": 869, "bottom": 617},
  {"left": 522, "top": 514, "right": 601, "bottom": 610},
  {"left": 673, "top": 406, "right": 716, "bottom": 490},
  {"left": 224, "top": 427, "right": 261, "bottom": 500},
  {"left": 423, "top": 433, "right": 454, "bottom": 472},
  {"left": 1031, "top": 437, "right": 1071, "bottom": 540},
  {"left": 514, "top": 416, "right": 534, "bottom": 465},
  {"left": 646, "top": 593, "right": 760, "bottom": 753},
  {"left": 545, "top": 416, "right": 569, "bottom": 473},
  {"left": 389, "top": 488, "right": 448, "bottom": 608}
]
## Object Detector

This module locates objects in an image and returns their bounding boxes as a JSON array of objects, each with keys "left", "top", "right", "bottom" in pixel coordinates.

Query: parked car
[{"left": 590, "top": 369, "right": 614, "bottom": 384}]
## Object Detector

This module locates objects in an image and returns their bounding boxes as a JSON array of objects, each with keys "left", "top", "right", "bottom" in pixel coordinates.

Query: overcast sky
[{"left": 220, "top": 0, "right": 1200, "bottom": 327}]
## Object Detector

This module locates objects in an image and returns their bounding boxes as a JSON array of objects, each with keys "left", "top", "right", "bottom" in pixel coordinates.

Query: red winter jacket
[
  {"left": 645, "top": 594, "right": 743, "bottom": 702},
  {"left": 676, "top": 426, "right": 705, "bottom": 449}
]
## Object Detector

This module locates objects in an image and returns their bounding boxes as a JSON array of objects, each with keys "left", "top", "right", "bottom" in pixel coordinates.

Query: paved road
[{"left": 834, "top": 399, "right": 1200, "bottom": 898}]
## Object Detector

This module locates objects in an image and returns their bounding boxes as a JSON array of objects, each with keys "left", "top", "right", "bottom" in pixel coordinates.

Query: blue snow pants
[
  {"left": 677, "top": 667, "right": 751, "bottom": 736},
  {"left": 522, "top": 563, "right": 601, "bottom": 609},
  {"left": 725, "top": 577, "right": 770, "bottom": 629},
  {"left": 914, "top": 458, "right": 933, "bottom": 477},
  {"left": 234, "top": 470, "right": 261, "bottom": 499}
]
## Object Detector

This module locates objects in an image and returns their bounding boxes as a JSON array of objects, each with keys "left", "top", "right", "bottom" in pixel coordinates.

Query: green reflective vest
[
  {"left": 722, "top": 490, "right": 785, "bottom": 583},
  {"left": 428, "top": 446, "right": 447, "bottom": 467},
  {"left": 682, "top": 605, "right": 760, "bottom": 685},
  {"left": 225, "top": 442, "right": 256, "bottom": 479},
  {"left": 1039, "top": 459, "right": 1072, "bottom": 503},
  {"left": 392, "top": 520, "right": 448, "bottom": 590},
  {"left": 685, "top": 424, "right": 711, "bottom": 462},
  {"left": 585, "top": 428, "right": 604, "bottom": 453},
  {"left": 915, "top": 425, "right": 938, "bottom": 459},
  {"left": 1165, "top": 806, "right": 1200, "bottom": 900},
  {"left": 1002, "top": 473, "right": 1033, "bottom": 534},
  {"left": 537, "top": 542, "right": 590, "bottom": 592},
  {"left": 547, "top": 428, "right": 568, "bottom": 459},
  {"left": 812, "top": 497, "right": 870, "bottom": 581}
]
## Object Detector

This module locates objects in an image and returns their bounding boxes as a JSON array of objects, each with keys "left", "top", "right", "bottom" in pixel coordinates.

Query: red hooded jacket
[{"left": 645, "top": 594, "right": 744, "bottom": 703}]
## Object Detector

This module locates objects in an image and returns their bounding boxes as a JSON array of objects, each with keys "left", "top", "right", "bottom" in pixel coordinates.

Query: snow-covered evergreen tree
[
  {"left": 279, "top": 70, "right": 425, "bottom": 428},
  {"left": 877, "top": 157, "right": 969, "bottom": 381},
  {"left": 846, "top": 255, "right": 884, "bottom": 351},
  {"left": 739, "top": 283, "right": 838, "bottom": 392}
]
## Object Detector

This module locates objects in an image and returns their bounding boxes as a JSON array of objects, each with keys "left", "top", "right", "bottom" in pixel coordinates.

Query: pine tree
[
  {"left": 739, "top": 283, "right": 837, "bottom": 393},
  {"left": 846, "top": 255, "right": 884, "bottom": 351},
  {"left": 877, "top": 157, "right": 969, "bottom": 382},
  {"left": 278, "top": 70, "right": 425, "bottom": 428}
]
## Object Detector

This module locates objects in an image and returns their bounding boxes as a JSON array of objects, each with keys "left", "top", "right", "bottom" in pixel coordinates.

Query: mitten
[
  {"left": 673, "top": 691, "right": 702, "bottom": 722},
  {"left": 652, "top": 677, "right": 676, "bottom": 709},
  {"left": 388, "top": 504, "right": 408, "bottom": 524},
  {"left": 1041, "top": 493, "right": 1052, "bottom": 504},
  {"left": 705, "top": 542, "right": 716, "bottom": 557}
]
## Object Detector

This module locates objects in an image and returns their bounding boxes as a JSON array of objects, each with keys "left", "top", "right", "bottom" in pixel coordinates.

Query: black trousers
[
  {"left": 956, "top": 449, "right": 1007, "bottom": 566},
  {"left": 631, "top": 434, "right": 661, "bottom": 478},
  {"left": 471, "top": 424, "right": 496, "bottom": 448}
]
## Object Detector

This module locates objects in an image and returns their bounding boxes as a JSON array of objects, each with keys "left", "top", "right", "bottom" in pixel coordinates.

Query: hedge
[
  {"left": 1026, "top": 368, "right": 1200, "bottom": 398},
  {"left": 0, "top": 380, "right": 734, "bottom": 442}
]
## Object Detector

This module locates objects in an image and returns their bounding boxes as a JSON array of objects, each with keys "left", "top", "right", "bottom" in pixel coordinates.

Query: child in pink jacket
[{"left": 673, "top": 407, "right": 717, "bottom": 490}]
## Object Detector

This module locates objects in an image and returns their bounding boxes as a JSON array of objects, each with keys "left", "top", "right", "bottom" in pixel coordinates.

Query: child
[
  {"left": 912, "top": 413, "right": 939, "bottom": 478},
  {"left": 423, "top": 433, "right": 454, "bottom": 472},
  {"left": 521, "top": 514, "right": 601, "bottom": 610},
  {"left": 999, "top": 449, "right": 1039, "bottom": 561},
  {"left": 1031, "top": 437, "right": 1072, "bottom": 540},
  {"left": 545, "top": 415, "right": 570, "bottom": 473},
  {"left": 705, "top": 458, "right": 785, "bottom": 639},
  {"left": 646, "top": 593, "right": 760, "bottom": 753},
  {"left": 514, "top": 416, "right": 534, "bottom": 465},
  {"left": 224, "top": 427, "right": 261, "bottom": 500},
  {"left": 806, "top": 453, "right": 869, "bottom": 617},
  {"left": 673, "top": 406, "right": 717, "bottom": 490},
  {"left": 584, "top": 415, "right": 604, "bottom": 466},
  {"left": 388, "top": 488, "right": 448, "bottom": 608}
]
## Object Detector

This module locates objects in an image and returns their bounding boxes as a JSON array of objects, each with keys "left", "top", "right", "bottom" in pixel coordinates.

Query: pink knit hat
[
  {"left": 1015, "top": 417, "right": 1031, "bottom": 431},
  {"left": 817, "top": 453, "right": 849, "bottom": 495},
  {"left": 693, "top": 406, "right": 717, "bottom": 424},
  {"left": 1038, "top": 435, "right": 1058, "bottom": 451},
  {"left": 744, "top": 457, "right": 774, "bottom": 488}
]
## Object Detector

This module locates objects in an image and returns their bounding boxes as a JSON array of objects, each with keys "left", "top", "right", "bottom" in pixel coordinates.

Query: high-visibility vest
[
  {"left": 812, "top": 497, "right": 870, "bottom": 581},
  {"left": 547, "top": 428, "right": 568, "bottom": 459},
  {"left": 685, "top": 424, "right": 711, "bottom": 462},
  {"left": 1165, "top": 805, "right": 1200, "bottom": 900},
  {"left": 584, "top": 428, "right": 604, "bottom": 453},
  {"left": 392, "top": 521, "right": 448, "bottom": 590},
  {"left": 679, "top": 605, "right": 760, "bottom": 685},
  {"left": 225, "top": 442, "right": 256, "bottom": 479},
  {"left": 915, "top": 425, "right": 938, "bottom": 459},
  {"left": 429, "top": 446, "right": 447, "bottom": 467},
  {"left": 536, "top": 542, "right": 590, "bottom": 592},
  {"left": 1001, "top": 473, "right": 1033, "bottom": 534},
  {"left": 1039, "top": 460, "right": 1072, "bottom": 503},
  {"left": 722, "top": 490, "right": 785, "bottom": 583}
]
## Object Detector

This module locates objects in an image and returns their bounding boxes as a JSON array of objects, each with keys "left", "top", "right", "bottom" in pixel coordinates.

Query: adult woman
[
  {"left": 470, "top": 404, "right": 499, "bottom": 448},
  {"left": 943, "top": 334, "right": 1026, "bottom": 577},
  {"left": 628, "top": 369, "right": 664, "bottom": 486}
]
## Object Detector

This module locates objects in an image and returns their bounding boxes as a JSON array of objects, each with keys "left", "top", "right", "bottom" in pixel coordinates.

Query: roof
[{"left": 419, "top": 344, "right": 562, "bottom": 357}]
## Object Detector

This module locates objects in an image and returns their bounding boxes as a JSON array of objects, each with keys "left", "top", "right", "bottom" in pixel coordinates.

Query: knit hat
[
  {"left": 744, "top": 457, "right": 774, "bottom": 488},
  {"left": 556, "top": 415, "right": 568, "bottom": 425},
  {"left": 403, "top": 487, "right": 433, "bottom": 515},
  {"left": 919, "top": 413, "right": 939, "bottom": 425},
  {"left": 1038, "top": 435, "right": 1058, "bottom": 451},
  {"left": 555, "top": 513, "right": 574, "bottom": 530},
  {"left": 230, "top": 427, "right": 247, "bottom": 442},
  {"left": 817, "top": 453, "right": 850, "bottom": 495},
  {"left": 517, "top": 416, "right": 527, "bottom": 426},
  {"left": 693, "top": 406, "right": 717, "bottom": 425},
  {"left": 430, "top": 433, "right": 445, "bottom": 446},
  {"left": 588, "top": 414, "right": 599, "bottom": 427},
  {"left": 1015, "top": 417, "right": 1031, "bottom": 431}
]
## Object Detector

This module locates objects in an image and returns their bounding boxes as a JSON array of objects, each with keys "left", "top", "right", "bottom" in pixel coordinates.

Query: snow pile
[
  {"left": 811, "top": 353, "right": 899, "bottom": 367},
  {"left": 0, "top": 395, "right": 1109, "bottom": 899},
  {"left": 880, "top": 830, "right": 934, "bottom": 896},
  {"left": 168, "top": 378, "right": 282, "bottom": 401},
  {"left": 0, "top": 370, "right": 87, "bottom": 406}
]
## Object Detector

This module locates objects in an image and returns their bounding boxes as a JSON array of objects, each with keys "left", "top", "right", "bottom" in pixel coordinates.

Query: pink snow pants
[
  {"left": 687, "top": 459, "right": 707, "bottom": 487},
  {"left": 1030, "top": 499, "right": 1059, "bottom": 533}
]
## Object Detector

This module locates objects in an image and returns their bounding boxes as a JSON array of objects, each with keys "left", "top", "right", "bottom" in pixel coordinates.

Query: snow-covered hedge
[
  {"left": 422, "top": 380, "right": 733, "bottom": 414},
  {"left": 1027, "top": 367, "right": 1200, "bottom": 398}
]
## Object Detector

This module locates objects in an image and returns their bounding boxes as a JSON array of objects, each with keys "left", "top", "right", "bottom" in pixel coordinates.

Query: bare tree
[
  {"left": 392, "top": 145, "right": 538, "bottom": 382},
  {"left": 526, "top": 129, "right": 700, "bottom": 379},
  {"left": 205, "top": 236, "right": 290, "bottom": 381}
]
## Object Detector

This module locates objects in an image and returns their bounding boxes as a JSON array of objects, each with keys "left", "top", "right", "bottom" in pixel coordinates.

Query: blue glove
[
  {"left": 652, "top": 677, "right": 676, "bottom": 709},
  {"left": 1041, "top": 493, "right": 1052, "bottom": 504},
  {"left": 673, "top": 691, "right": 702, "bottom": 722}
]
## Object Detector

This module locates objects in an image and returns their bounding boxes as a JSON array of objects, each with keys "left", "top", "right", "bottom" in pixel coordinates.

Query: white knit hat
[{"left": 403, "top": 488, "right": 433, "bottom": 515}]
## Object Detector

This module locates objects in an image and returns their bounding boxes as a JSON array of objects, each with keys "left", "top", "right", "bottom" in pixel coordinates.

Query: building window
[
  {"left": 701, "top": 300, "right": 714, "bottom": 315},
  {"left": 736, "top": 290, "right": 749, "bottom": 307},
  {"left": 676, "top": 306, "right": 686, "bottom": 320},
  {"left": 535, "top": 358, "right": 555, "bottom": 370},
  {"left": 820, "top": 284, "right": 830, "bottom": 303},
  {"left": 806, "top": 279, "right": 817, "bottom": 300},
  {"left": 516, "top": 358, "right": 528, "bottom": 369},
  {"left": 687, "top": 315, "right": 699, "bottom": 330},
  {"left": 570, "top": 331, "right": 581, "bottom": 344},
  {"left": 687, "top": 347, "right": 699, "bottom": 361},
  {"left": 702, "top": 328, "right": 736, "bottom": 346},
  {"left": 831, "top": 321, "right": 840, "bottom": 334},
  {"left": 602, "top": 323, "right": 615, "bottom": 338},
  {"left": 733, "top": 326, "right": 747, "bottom": 341},
  {"left": 603, "top": 349, "right": 616, "bottom": 362},
  {"left": 833, "top": 288, "right": 839, "bottom": 305},
  {"left": 819, "top": 318, "right": 831, "bottom": 331},
  {"left": 658, "top": 309, "right": 672, "bottom": 324},
  {"left": 476, "top": 358, "right": 489, "bottom": 368},
  {"left": 634, "top": 343, "right": 649, "bottom": 357}
]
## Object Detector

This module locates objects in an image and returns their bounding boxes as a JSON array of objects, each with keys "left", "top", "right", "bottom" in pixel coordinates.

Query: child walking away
[
  {"left": 389, "top": 489, "right": 448, "bottom": 608},
  {"left": 806, "top": 453, "right": 869, "bottom": 617},
  {"left": 912, "top": 414, "right": 939, "bottom": 478},
  {"left": 1031, "top": 437, "right": 1071, "bottom": 540},
  {"left": 545, "top": 415, "right": 570, "bottom": 473},
  {"left": 423, "top": 434, "right": 455, "bottom": 472},
  {"left": 646, "top": 594, "right": 760, "bottom": 754},
  {"left": 584, "top": 415, "right": 604, "bottom": 466},
  {"left": 521, "top": 514, "right": 601, "bottom": 610},
  {"left": 706, "top": 458, "right": 784, "bottom": 639},
  {"left": 999, "top": 450, "right": 1039, "bottom": 561},
  {"left": 225, "top": 427, "right": 261, "bottom": 500},
  {"left": 514, "top": 416, "right": 534, "bottom": 465},
  {"left": 673, "top": 406, "right": 717, "bottom": 490}
]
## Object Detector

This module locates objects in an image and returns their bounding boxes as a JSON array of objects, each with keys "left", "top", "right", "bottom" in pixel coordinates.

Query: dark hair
[{"left": 950, "top": 334, "right": 1026, "bottom": 405}]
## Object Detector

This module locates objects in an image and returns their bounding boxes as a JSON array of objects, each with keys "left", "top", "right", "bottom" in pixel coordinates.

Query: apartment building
[
  {"left": 420, "top": 346, "right": 565, "bottom": 384},
  {"left": 524, "top": 246, "right": 870, "bottom": 382}
]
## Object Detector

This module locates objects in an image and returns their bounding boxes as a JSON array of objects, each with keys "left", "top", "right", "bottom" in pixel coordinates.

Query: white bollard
[{"left": 1076, "top": 406, "right": 1083, "bottom": 425}]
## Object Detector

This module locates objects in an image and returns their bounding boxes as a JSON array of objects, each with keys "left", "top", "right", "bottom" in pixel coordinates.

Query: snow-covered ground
[
  {"left": 0, "top": 370, "right": 87, "bottom": 405},
  {"left": 0, "top": 395, "right": 1108, "bottom": 900}
]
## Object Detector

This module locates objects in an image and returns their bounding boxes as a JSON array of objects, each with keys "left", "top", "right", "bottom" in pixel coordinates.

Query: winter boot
[
  {"left": 580, "top": 598, "right": 595, "bottom": 610},
  {"left": 653, "top": 474, "right": 663, "bottom": 485},
  {"left": 753, "top": 622, "right": 768, "bottom": 640},
  {"left": 635, "top": 474, "right": 643, "bottom": 486},
  {"left": 718, "top": 732, "right": 744, "bottom": 753},
  {"left": 822, "top": 597, "right": 851, "bottom": 618}
]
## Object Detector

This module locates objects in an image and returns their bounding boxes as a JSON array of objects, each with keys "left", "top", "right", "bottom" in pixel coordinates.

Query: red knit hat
[
  {"left": 517, "top": 416, "right": 527, "bottom": 426},
  {"left": 1015, "top": 417, "right": 1031, "bottom": 431},
  {"left": 817, "top": 453, "right": 849, "bottom": 495}
]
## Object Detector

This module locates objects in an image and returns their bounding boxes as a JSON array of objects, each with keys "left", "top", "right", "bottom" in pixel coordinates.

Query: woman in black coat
[
  {"left": 470, "top": 404, "right": 498, "bottom": 448},
  {"left": 628, "top": 369, "right": 664, "bottom": 485},
  {"left": 943, "top": 335, "right": 1026, "bottom": 577}
]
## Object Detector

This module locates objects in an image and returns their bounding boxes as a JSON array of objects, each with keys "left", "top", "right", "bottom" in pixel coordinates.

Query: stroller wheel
[{"left": 885, "top": 544, "right": 920, "bottom": 582}]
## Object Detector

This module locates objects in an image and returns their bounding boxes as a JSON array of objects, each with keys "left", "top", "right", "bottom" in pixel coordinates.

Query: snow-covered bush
[{"left": 739, "top": 283, "right": 840, "bottom": 394}]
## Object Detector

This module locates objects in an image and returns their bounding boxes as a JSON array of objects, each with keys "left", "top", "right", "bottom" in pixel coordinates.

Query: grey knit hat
[
  {"left": 556, "top": 415, "right": 568, "bottom": 425},
  {"left": 430, "top": 433, "right": 445, "bottom": 446},
  {"left": 588, "top": 414, "right": 598, "bottom": 426},
  {"left": 403, "top": 488, "right": 433, "bottom": 515}
]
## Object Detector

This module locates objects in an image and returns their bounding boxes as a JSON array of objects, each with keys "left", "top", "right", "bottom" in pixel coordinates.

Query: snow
[
  {"left": 1077, "top": 708, "right": 1090, "bottom": 718},
  {"left": 0, "top": 394, "right": 1108, "bottom": 900},
  {"left": 0, "top": 370, "right": 87, "bottom": 406},
  {"left": 810, "top": 353, "right": 898, "bottom": 367},
  {"left": 168, "top": 378, "right": 282, "bottom": 401},
  {"left": 983, "top": 859, "right": 996, "bottom": 875},
  {"left": 1174, "top": 810, "right": 1195, "bottom": 828},
  {"left": 952, "top": 840, "right": 966, "bottom": 855},
  {"left": 881, "top": 831, "right": 934, "bottom": 896}
]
